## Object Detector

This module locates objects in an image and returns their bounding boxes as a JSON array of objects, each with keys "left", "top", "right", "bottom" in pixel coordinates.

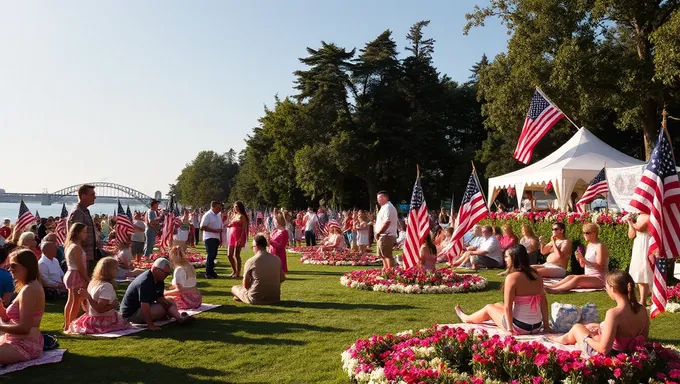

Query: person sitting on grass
[
  {"left": 455, "top": 245, "right": 549, "bottom": 335},
  {"left": 115, "top": 241, "right": 144, "bottom": 279},
  {"left": 468, "top": 225, "right": 504, "bottom": 270},
  {"left": 532, "top": 222, "right": 572, "bottom": 278},
  {"left": 18, "top": 232, "right": 41, "bottom": 259},
  {"left": 164, "top": 247, "right": 202, "bottom": 310},
  {"left": 419, "top": 233, "right": 437, "bottom": 271},
  {"left": 550, "top": 270, "right": 648, "bottom": 356},
  {"left": 0, "top": 249, "right": 45, "bottom": 364},
  {"left": 320, "top": 222, "right": 345, "bottom": 252},
  {"left": 69, "top": 257, "right": 129, "bottom": 334},
  {"left": 231, "top": 234, "right": 285, "bottom": 305},
  {"left": 37, "top": 242, "right": 67, "bottom": 300},
  {"left": 448, "top": 225, "right": 485, "bottom": 267},
  {"left": 0, "top": 247, "right": 15, "bottom": 306},
  {"left": 545, "top": 223, "right": 608, "bottom": 293},
  {"left": 119, "top": 258, "right": 193, "bottom": 331}
]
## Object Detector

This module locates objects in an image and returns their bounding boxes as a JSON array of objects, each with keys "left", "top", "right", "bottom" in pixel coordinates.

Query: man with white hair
[
  {"left": 120, "top": 258, "right": 192, "bottom": 330},
  {"left": 38, "top": 242, "right": 66, "bottom": 299}
]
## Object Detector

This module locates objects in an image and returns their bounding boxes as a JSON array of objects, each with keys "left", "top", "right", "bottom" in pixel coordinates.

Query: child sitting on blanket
[
  {"left": 69, "top": 257, "right": 130, "bottom": 334},
  {"left": 164, "top": 247, "right": 202, "bottom": 310},
  {"left": 116, "top": 242, "right": 145, "bottom": 279},
  {"left": 544, "top": 223, "right": 608, "bottom": 294},
  {"left": 455, "top": 245, "right": 550, "bottom": 335}
]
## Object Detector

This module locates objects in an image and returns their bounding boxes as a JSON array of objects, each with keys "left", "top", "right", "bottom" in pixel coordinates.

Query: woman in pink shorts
[{"left": 63, "top": 222, "right": 90, "bottom": 330}]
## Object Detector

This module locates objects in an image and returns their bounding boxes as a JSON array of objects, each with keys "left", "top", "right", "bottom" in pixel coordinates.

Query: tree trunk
[
  {"left": 641, "top": 98, "right": 659, "bottom": 160},
  {"left": 365, "top": 178, "right": 377, "bottom": 212}
]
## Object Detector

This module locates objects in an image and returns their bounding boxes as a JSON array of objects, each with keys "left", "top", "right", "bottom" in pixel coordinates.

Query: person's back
[
  {"left": 606, "top": 304, "right": 648, "bottom": 351},
  {"left": 246, "top": 252, "right": 282, "bottom": 304}
]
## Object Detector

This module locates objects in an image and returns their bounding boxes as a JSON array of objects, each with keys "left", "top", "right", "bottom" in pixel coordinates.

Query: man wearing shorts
[
  {"left": 374, "top": 191, "right": 398, "bottom": 270},
  {"left": 533, "top": 222, "right": 572, "bottom": 278},
  {"left": 469, "top": 226, "right": 504, "bottom": 269}
]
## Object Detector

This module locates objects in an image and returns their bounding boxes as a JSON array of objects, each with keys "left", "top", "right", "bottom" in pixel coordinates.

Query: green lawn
[{"left": 10, "top": 245, "right": 680, "bottom": 383}]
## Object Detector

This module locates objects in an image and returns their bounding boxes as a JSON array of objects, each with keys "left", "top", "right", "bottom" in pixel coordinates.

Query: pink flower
[
  {"left": 534, "top": 353, "right": 548, "bottom": 366},
  {"left": 614, "top": 368, "right": 622, "bottom": 378}
]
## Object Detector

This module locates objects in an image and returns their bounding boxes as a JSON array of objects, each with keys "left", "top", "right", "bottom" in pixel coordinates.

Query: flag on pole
[
  {"left": 630, "top": 129, "right": 680, "bottom": 318},
  {"left": 15, "top": 201, "right": 35, "bottom": 235},
  {"left": 402, "top": 171, "right": 430, "bottom": 269},
  {"left": 160, "top": 197, "right": 182, "bottom": 251},
  {"left": 55, "top": 204, "right": 69, "bottom": 245},
  {"left": 34, "top": 210, "right": 41, "bottom": 223},
  {"left": 126, "top": 205, "right": 132, "bottom": 220},
  {"left": 438, "top": 172, "right": 489, "bottom": 263},
  {"left": 514, "top": 88, "right": 565, "bottom": 164},
  {"left": 115, "top": 200, "right": 135, "bottom": 246},
  {"left": 576, "top": 168, "right": 608, "bottom": 213}
]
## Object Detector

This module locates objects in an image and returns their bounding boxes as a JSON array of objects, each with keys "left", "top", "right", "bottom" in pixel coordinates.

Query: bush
[{"left": 479, "top": 217, "right": 633, "bottom": 272}]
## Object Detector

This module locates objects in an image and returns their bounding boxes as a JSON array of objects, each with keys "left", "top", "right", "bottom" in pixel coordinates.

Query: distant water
[{"left": 0, "top": 202, "right": 148, "bottom": 223}]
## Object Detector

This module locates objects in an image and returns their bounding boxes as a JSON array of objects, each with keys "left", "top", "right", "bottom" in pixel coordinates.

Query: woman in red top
[
  {"left": 268, "top": 215, "right": 289, "bottom": 274},
  {"left": 226, "top": 201, "right": 249, "bottom": 279},
  {"left": 342, "top": 211, "right": 353, "bottom": 249}
]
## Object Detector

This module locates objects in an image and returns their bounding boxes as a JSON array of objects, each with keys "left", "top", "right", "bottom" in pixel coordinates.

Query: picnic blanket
[
  {"left": 115, "top": 277, "right": 136, "bottom": 283},
  {"left": 543, "top": 278, "right": 605, "bottom": 292},
  {"left": 0, "top": 349, "right": 66, "bottom": 375},
  {"left": 90, "top": 304, "right": 220, "bottom": 338},
  {"left": 445, "top": 322, "right": 581, "bottom": 353}
]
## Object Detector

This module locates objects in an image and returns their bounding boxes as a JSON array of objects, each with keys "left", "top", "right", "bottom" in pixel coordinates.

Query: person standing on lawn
[
  {"left": 374, "top": 191, "right": 398, "bottom": 270},
  {"left": 144, "top": 200, "right": 160, "bottom": 257},
  {"left": 200, "top": 201, "right": 223, "bottom": 279},
  {"left": 67, "top": 184, "right": 97, "bottom": 274}
]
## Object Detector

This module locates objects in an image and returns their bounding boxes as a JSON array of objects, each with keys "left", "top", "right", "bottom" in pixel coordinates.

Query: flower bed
[
  {"left": 667, "top": 286, "right": 680, "bottom": 313},
  {"left": 342, "top": 325, "right": 680, "bottom": 384},
  {"left": 300, "top": 249, "right": 382, "bottom": 266},
  {"left": 133, "top": 251, "right": 209, "bottom": 269},
  {"left": 290, "top": 246, "right": 322, "bottom": 254},
  {"left": 340, "top": 268, "right": 487, "bottom": 294}
]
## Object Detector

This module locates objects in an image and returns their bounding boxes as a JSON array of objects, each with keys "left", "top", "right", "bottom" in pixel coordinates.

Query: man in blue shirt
[{"left": 0, "top": 247, "right": 15, "bottom": 306}]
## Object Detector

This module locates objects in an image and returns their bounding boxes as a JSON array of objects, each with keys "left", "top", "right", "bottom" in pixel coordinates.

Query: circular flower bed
[
  {"left": 342, "top": 325, "right": 680, "bottom": 384},
  {"left": 289, "top": 245, "right": 322, "bottom": 254},
  {"left": 300, "top": 249, "right": 382, "bottom": 266},
  {"left": 340, "top": 268, "right": 487, "bottom": 294}
]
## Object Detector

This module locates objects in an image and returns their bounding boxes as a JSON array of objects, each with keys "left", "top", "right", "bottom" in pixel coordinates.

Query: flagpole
[
  {"left": 604, "top": 161, "right": 609, "bottom": 215},
  {"left": 536, "top": 87, "right": 580, "bottom": 131},
  {"left": 663, "top": 109, "right": 677, "bottom": 164},
  {"left": 471, "top": 161, "right": 488, "bottom": 207}
]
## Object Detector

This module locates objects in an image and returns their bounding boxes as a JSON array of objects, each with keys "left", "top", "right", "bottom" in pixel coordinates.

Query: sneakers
[{"left": 205, "top": 273, "right": 218, "bottom": 279}]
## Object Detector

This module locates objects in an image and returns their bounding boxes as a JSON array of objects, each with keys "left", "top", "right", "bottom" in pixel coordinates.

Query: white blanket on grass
[
  {"left": 0, "top": 349, "right": 66, "bottom": 375},
  {"left": 543, "top": 278, "right": 605, "bottom": 292}
]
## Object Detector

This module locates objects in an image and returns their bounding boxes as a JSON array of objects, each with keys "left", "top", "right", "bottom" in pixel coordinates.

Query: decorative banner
[{"left": 607, "top": 164, "right": 645, "bottom": 212}]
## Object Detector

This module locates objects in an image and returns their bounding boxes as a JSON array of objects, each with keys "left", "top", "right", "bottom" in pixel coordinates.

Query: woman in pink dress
[
  {"left": 226, "top": 201, "right": 250, "bottom": 279},
  {"left": 0, "top": 249, "right": 45, "bottom": 364},
  {"left": 63, "top": 222, "right": 90, "bottom": 331},
  {"left": 69, "top": 257, "right": 129, "bottom": 334},
  {"left": 419, "top": 233, "right": 437, "bottom": 271},
  {"left": 268, "top": 215, "right": 289, "bottom": 274}
]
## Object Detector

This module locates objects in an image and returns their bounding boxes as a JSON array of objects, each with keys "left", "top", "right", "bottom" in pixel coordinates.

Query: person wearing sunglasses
[
  {"left": 532, "top": 222, "right": 572, "bottom": 278},
  {"left": 544, "top": 223, "right": 608, "bottom": 293}
]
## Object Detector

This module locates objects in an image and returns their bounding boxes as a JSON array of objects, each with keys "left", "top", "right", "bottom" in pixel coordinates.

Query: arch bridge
[{"left": 45, "top": 182, "right": 158, "bottom": 207}]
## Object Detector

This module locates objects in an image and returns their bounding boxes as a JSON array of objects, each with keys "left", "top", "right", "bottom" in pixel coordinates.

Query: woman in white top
[
  {"left": 626, "top": 213, "right": 653, "bottom": 305},
  {"left": 354, "top": 211, "right": 370, "bottom": 253},
  {"left": 69, "top": 257, "right": 129, "bottom": 334},
  {"left": 164, "top": 247, "right": 201, "bottom": 310},
  {"left": 520, "top": 191, "right": 536, "bottom": 213}
]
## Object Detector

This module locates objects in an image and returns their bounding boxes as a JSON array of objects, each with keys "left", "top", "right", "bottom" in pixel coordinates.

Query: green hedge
[{"left": 479, "top": 218, "right": 633, "bottom": 273}]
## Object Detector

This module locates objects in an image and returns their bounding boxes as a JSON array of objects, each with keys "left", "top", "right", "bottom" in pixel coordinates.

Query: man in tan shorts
[
  {"left": 533, "top": 222, "right": 572, "bottom": 278},
  {"left": 374, "top": 191, "right": 398, "bottom": 270}
]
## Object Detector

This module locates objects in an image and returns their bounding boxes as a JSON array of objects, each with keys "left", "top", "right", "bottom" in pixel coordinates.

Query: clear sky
[{"left": 0, "top": 0, "right": 507, "bottom": 197}]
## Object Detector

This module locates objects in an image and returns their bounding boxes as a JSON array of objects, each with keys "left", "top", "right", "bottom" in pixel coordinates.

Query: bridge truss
[{"left": 48, "top": 182, "right": 155, "bottom": 207}]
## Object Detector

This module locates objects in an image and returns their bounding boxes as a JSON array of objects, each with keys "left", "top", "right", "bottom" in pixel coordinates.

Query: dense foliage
[{"left": 172, "top": 150, "right": 240, "bottom": 207}]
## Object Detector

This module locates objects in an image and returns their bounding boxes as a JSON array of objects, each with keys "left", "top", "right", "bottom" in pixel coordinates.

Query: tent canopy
[{"left": 488, "top": 127, "right": 645, "bottom": 210}]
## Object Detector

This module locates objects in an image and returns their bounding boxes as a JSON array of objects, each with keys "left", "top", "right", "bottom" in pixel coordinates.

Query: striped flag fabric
[
  {"left": 438, "top": 172, "right": 489, "bottom": 263},
  {"left": 55, "top": 204, "right": 69, "bottom": 245},
  {"left": 160, "top": 198, "right": 182, "bottom": 251},
  {"left": 402, "top": 173, "right": 430, "bottom": 269},
  {"left": 576, "top": 168, "right": 608, "bottom": 213},
  {"left": 126, "top": 205, "right": 132, "bottom": 220},
  {"left": 15, "top": 200, "right": 35, "bottom": 235},
  {"left": 115, "top": 200, "right": 135, "bottom": 246},
  {"left": 514, "top": 88, "right": 565, "bottom": 164},
  {"left": 34, "top": 210, "right": 41, "bottom": 223},
  {"left": 630, "top": 129, "right": 680, "bottom": 318}
]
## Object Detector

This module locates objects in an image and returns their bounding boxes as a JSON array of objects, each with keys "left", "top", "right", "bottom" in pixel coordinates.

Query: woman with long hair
[
  {"left": 0, "top": 249, "right": 45, "bottom": 363},
  {"left": 164, "top": 247, "right": 202, "bottom": 310},
  {"left": 226, "top": 201, "right": 249, "bottom": 279},
  {"left": 419, "top": 233, "right": 437, "bottom": 271},
  {"left": 519, "top": 224, "right": 539, "bottom": 264},
  {"left": 321, "top": 223, "right": 345, "bottom": 251},
  {"left": 626, "top": 213, "right": 653, "bottom": 305},
  {"left": 551, "top": 270, "right": 648, "bottom": 356},
  {"left": 354, "top": 210, "right": 370, "bottom": 253},
  {"left": 455, "top": 245, "right": 549, "bottom": 335},
  {"left": 69, "top": 257, "right": 129, "bottom": 334},
  {"left": 545, "top": 223, "right": 608, "bottom": 293},
  {"left": 268, "top": 215, "right": 289, "bottom": 274},
  {"left": 63, "top": 222, "right": 90, "bottom": 331}
]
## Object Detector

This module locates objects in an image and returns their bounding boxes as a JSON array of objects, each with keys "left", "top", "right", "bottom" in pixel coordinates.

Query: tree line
[{"left": 171, "top": 2, "right": 680, "bottom": 210}]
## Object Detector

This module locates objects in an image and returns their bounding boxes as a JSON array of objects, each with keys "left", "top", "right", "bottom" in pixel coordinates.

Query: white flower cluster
[
  {"left": 340, "top": 276, "right": 488, "bottom": 294},
  {"left": 302, "top": 259, "right": 381, "bottom": 266},
  {"left": 666, "top": 302, "right": 680, "bottom": 313}
]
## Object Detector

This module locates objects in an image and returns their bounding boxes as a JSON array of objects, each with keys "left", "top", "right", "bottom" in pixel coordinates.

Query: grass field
[{"left": 9, "top": 244, "right": 680, "bottom": 383}]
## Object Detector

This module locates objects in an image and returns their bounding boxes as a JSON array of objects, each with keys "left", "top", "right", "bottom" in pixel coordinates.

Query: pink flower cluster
[
  {"left": 342, "top": 325, "right": 680, "bottom": 384},
  {"left": 340, "top": 268, "right": 487, "bottom": 294},
  {"left": 133, "top": 251, "right": 207, "bottom": 269},
  {"left": 290, "top": 245, "right": 323, "bottom": 254},
  {"left": 487, "top": 210, "right": 630, "bottom": 226},
  {"left": 668, "top": 286, "right": 680, "bottom": 304},
  {"left": 300, "top": 249, "right": 382, "bottom": 266}
]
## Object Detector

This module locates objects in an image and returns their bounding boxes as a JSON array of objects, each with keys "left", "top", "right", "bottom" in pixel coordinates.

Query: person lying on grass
[
  {"left": 550, "top": 270, "right": 648, "bottom": 356},
  {"left": 164, "top": 247, "right": 202, "bottom": 310},
  {"left": 455, "top": 245, "right": 549, "bottom": 335},
  {"left": 545, "top": 223, "right": 608, "bottom": 294},
  {"left": 232, "top": 234, "right": 285, "bottom": 305},
  {"left": 119, "top": 257, "right": 193, "bottom": 331}
]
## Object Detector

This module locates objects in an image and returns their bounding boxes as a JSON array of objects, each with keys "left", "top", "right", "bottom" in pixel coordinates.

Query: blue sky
[{"left": 0, "top": 1, "right": 507, "bottom": 196}]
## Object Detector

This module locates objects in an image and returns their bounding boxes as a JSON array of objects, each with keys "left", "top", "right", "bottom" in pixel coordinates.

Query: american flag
[
  {"left": 160, "top": 198, "right": 182, "bottom": 251},
  {"left": 34, "top": 210, "right": 41, "bottom": 223},
  {"left": 126, "top": 205, "right": 132, "bottom": 220},
  {"left": 576, "top": 168, "right": 608, "bottom": 213},
  {"left": 115, "top": 200, "right": 135, "bottom": 246},
  {"left": 438, "top": 172, "right": 489, "bottom": 263},
  {"left": 402, "top": 174, "right": 430, "bottom": 269},
  {"left": 55, "top": 204, "right": 69, "bottom": 245},
  {"left": 630, "top": 129, "right": 680, "bottom": 318},
  {"left": 15, "top": 200, "right": 35, "bottom": 235},
  {"left": 514, "top": 88, "right": 565, "bottom": 164}
]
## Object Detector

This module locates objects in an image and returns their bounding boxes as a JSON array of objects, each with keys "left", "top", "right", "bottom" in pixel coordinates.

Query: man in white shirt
[
  {"left": 374, "top": 191, "right": 399, "bottom": 269},
  {"left": 200, "top": 201, "right": 223, "bottom": 279},
  {"left": 38, "top": 242, "right": 66, "bottom": 299},
  {"left": 469, "top": 225, "right": 504, "bottom": 270},
  {"left": 303, "top": 207, "right": 319, "bottom": 246}
]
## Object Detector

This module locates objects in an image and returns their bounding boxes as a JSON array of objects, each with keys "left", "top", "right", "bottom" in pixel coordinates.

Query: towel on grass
[{"left": 0, "top": 349, "right": 66, "bottom": 375}]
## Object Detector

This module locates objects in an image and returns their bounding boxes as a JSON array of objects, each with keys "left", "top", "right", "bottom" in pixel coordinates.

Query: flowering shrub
[
  {"left": 544, "top": 181, "right": 554, "bottom": 195},
  {"left": 666, "top": 286, "right": 680, "bottom": 313},
  {"left": 290, "top": 246, "right": 322, "bottom": 254},
  {"left": 301, "top": 249, "right": 381, "bottom": 266},
  {"left": 342, "top": 325, "right": 680, "bottom": 384},
  {"left": 133, "top": 251, "right": 209, "bottom": 269},
  {"left": 340, "top": 268, "right": 487, "bottom": 294}
]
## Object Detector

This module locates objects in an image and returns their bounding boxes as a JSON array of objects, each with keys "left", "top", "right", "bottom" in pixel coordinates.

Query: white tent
[{"left": 488, "top": 127, "right": 645, "bottom": 210}]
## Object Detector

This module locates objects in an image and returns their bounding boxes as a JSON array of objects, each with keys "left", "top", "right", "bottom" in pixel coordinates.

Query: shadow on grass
[
  {"left": 287, "top": 270, "right": 344, "bottom": 276},
  {"left": 277, "top": 300, "right": 415, "bottom": 311}
]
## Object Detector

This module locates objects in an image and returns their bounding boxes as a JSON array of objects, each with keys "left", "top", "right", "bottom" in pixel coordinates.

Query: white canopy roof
[{"left": 488, "top": 127, "right": 645, "bottom": 210}]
